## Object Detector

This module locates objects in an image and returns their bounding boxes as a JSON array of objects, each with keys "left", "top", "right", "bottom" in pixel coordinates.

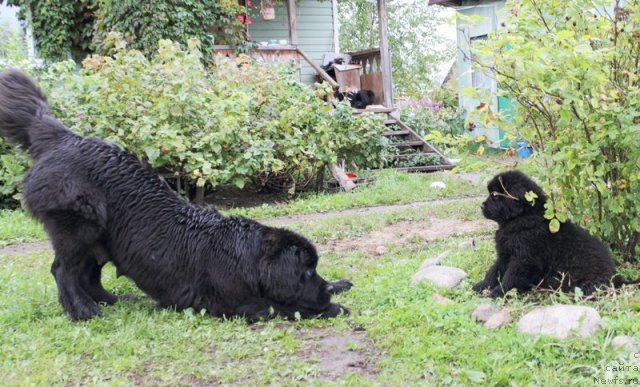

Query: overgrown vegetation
[
  {"left": 0, "top": 36, "right": 389, "bottom": 205},
  {"left": 474, "top": 0, "right": 640, "bottom": 261},
  {"left": 0, "top": 0, "right": 246, "bottom": 62}
]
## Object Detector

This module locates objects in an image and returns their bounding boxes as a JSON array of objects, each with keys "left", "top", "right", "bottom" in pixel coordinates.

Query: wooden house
[
  {"left": 214, "top": 0, "right": 455, "bottom": 172},
  {"left": 429, "top": 0, "right": 513, "bottom": 146}
]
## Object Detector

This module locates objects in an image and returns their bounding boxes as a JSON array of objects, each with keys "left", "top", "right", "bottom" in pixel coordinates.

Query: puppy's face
[
  {"left": 259, "top": 229, "right": 340, "bottom": 318},
  {"left": 481, "top": 170, "right": 547, "bottom": 225}
]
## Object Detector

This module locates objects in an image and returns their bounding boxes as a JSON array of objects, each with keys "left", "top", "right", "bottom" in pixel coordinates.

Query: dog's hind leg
[
  {"left": 47, "top": 217, "right": 106, "bottom": 320},
  {"left": 51, "top": 252, "right": 101, "bottom": 320}
]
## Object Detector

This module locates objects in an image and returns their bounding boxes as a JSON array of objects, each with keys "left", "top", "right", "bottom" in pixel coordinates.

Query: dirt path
[
  {"left": 317, "top": 217, "right": 493, "bottom": 254},
  {"left": 0, "top": 240, "right": 52, "bottom": 256},
  {"left": 0, "top": 196, "right": 485, "bottom": 257},
  {"left": 260, "top": 195, "right": 483, "bottom": 226}
]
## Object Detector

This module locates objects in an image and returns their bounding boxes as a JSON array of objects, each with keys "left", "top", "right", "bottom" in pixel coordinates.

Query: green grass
[
  {"left": 2, "top": 193, "right": 639, "bottom": 385},
  {"left": 226, "top": 170, "right": 484, "bottom": 218},
  {"left": 0, "top": 209, "right": 46, "bottom": 247}
]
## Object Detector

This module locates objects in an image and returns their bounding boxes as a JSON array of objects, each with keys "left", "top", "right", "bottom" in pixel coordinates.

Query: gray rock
[
  {"left": 458, "top": 239, "right": 479, "bottom": 251},
  {"left": 375, "top": 245, "right": 387, "bottom": 256},
  {"left": 517, "top": 305, "right": 601, "bottom": 339},
  {"left": 431, "top": 294, "right": 453, "bottom": 305},
  {"left": 484, "top": 308, "right": 513, "bottom": 329},
  {"left": 472, "top": 304, "right": 500, "bottom": 323},
  {"left": 411, "top": 265, "right": 467, "bottom": 288},
  {"left": 612, "top": 335, "right": 639, "bottom": 351},
  {"left": 471, "top": 304, "right": 512, "bottom": 329},
  {"left": 417, "top": 251, "right": 450, "bottom": 271}
]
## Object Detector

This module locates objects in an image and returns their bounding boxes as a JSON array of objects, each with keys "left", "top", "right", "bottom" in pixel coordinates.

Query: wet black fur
[
  {"left": 0, "top": 69, "right": 352, "bottom": 321},
  {"left": 474, "top": 170, "right": 622, "bottom": 297}
]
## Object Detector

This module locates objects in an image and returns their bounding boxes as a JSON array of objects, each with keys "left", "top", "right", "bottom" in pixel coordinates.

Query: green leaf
[{"left": 549, "top": 218, "right": 561, "bottom": 234}]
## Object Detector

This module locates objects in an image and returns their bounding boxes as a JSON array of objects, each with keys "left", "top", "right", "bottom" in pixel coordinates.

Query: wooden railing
[
  {"left": 212, "top": 45, "right": 338, "bottom": 88},
  {"left": 347, "top": 48, "right": 381, "bottom": 76}
]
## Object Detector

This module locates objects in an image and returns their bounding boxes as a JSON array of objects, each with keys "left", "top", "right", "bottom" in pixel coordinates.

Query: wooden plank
[
  {"left": 351, "top": 106, "right": 395, "bottom": 114},
  {"left": 286, "top": 0, "right": 298, "bottom": 45},
  {"left": 377, "top": 0, "right": 393, "bottom": 107},
  {"left": 329, "top": 164, "right": 356, "bottom": 192},
  {"left": 393, "top": 141, "right": 424, "bottom": 148},
  {"left": 297, "top": 47, "right": 339, "bottom": 88},
  {"left": 382, "top": 129, "right": 410, "bottom": 136},
  {"left": 360, "top": 71, "right": 384, "bottom": 105},
  {"left": 395, "top": 165, "right": 455, "bottom": 172}
]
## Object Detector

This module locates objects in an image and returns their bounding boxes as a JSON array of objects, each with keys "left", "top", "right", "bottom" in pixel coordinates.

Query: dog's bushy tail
[{"left": 0, "top": 69, "right": 67, "bottom": 153}]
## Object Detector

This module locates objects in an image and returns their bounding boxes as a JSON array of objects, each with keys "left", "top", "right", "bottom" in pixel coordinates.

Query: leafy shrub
[
  {"left": 93, "top": 0, "right": 246, "bottom": 63},
  {"left": 2, "top": 0, "right": 246, "bottom": 63},
  {"left": 0, "top": 39, "right": 388, "bottom": 204},
  {"left": 0, "top": 31, "right": 38, "bottom": 206},
  {"left": 475, "top": 0, "right": 640, "bottom": 260},
  {"left": 2, "top": 0, "right": 96, "bottom": 61},
  {"left": 400, "top": 96, "right": 464, "bottom": 138}
]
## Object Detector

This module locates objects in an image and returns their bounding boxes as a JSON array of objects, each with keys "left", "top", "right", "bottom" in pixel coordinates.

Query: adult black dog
[
  {"left": 0, "top": 69, "right": 352, "bottom": 321},
  {"left": 473, "top": 170, "right": 627, "bottom": 297}
]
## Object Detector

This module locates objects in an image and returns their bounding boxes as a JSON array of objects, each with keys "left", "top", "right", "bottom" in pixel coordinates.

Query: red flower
[
  {"left": 245, "top": 16, "right": 252, "bottom": 25},
  {"left": 237, "top": 14, "right": 245, "bottom": 23}
]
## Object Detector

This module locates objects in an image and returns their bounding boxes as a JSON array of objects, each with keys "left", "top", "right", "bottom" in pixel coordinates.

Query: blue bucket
[{"left": 516, "top": 141, "right": 532, "bottom": 158}]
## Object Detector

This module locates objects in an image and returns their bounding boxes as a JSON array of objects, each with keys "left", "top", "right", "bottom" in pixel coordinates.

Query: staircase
[{"left": 354, "top": 107, "right": 455, "bottom": 172}]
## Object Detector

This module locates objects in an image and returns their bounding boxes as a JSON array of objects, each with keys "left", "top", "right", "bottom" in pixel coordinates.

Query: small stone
[
  {"left": 417, "top": 251, "right": 449, "bottom": 271},
  {"left": 375, "top": 245, "right": 387, "bottom": 256},
  {"left": 612, "top": 335, "right": 639, "bottom": 351},
  {"left": 484, "top": 308, "right": 512, "bottom": 329},
  {"left": 431, "top": 294, "right": 453, "bottom": 304},
  {"left": 411, "top": 265, "right": 467, "bottom": 288},
  {"left": 430, "top": 181, "right": 446, "bottom": 189},
  {"left": 471, "top": 304, "right": 500, "bottom": 323},
  {"left": 517, "top": 305, "right": 601, "bottom": 339}
]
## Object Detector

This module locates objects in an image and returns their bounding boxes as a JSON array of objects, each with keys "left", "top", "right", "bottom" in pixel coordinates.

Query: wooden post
[
  {"left": 286, "top": 0, "right": 298, "bottom": 45},
  {"left": 377, "top": 0, "right": 393, "bottom": 107}
]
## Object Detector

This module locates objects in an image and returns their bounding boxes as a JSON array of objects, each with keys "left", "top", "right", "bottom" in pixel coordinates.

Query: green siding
[
  {"left": 455, "top": 0, "right": 506, "bottom": 144},
  {"left": 249, "top": 0, "right": 335, "bottom": 85}
]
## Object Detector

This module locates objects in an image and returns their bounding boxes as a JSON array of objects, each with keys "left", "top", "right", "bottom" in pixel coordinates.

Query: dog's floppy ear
[{"left": 258, "top": 229, "right": 305, "bottom": 303}]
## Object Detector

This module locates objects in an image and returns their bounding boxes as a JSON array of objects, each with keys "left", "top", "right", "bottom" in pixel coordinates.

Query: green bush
[
  {"left": 92, "top": 0, "right": 246, "bottom": 63},
  {"left": 0, "top": 31, "right": 37, "bottom": 207},
  {"left": 2, "top": 0, "right": 246, "bottom": 63},
  {"left": 475, "top": 0, "right": 640, "bottom": 260},
  {"left": 400, "top": 97, "right": 464, "bottom": 138},
  {"left": 0, "top": 39, "right": 388, "bottom": 204}
]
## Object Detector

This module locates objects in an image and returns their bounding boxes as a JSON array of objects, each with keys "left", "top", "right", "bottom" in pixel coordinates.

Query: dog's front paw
[
  {"left": 488, "top": 286, "right": 505, "bottom": 298},
  {"left": 320, "top": 303, "right": 349, "bottom": 318},
  {"left": 326, "top": 279, "right": 353, "bottom": 295},
  {"left": 472, "top": 281, "right": 487, "bottom": 293}
]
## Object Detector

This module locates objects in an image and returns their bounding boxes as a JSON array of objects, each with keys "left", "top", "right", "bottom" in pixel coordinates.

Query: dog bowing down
[{"left": 0, "top": 69, "right": 352, "bottom": 321}]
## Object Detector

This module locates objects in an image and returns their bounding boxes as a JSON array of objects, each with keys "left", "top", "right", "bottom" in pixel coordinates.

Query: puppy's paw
[
  {"left": 488, "top": 286, "right": 505, "bottom": 298},
  {"left": 326, "top": 279, "right": 353, "bottom": 295},
  {"left": 472, "top": 281, "right": 487, "bottom": 293},
  {"left": 321, "top": 303, "right": 349, "bottom": 318}
]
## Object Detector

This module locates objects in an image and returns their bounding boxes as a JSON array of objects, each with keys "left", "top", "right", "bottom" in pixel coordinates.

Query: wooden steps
[{"left": 376, "top": 112, "right": 455, "bottom": 172}]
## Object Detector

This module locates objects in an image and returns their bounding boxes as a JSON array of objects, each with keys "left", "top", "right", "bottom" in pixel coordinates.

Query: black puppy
[
  {"left": 0, "top": 69, "right": 352, "bottom": 321},
  {"left": 473, "top": 170, "right": 624, "bottom": 297}
]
